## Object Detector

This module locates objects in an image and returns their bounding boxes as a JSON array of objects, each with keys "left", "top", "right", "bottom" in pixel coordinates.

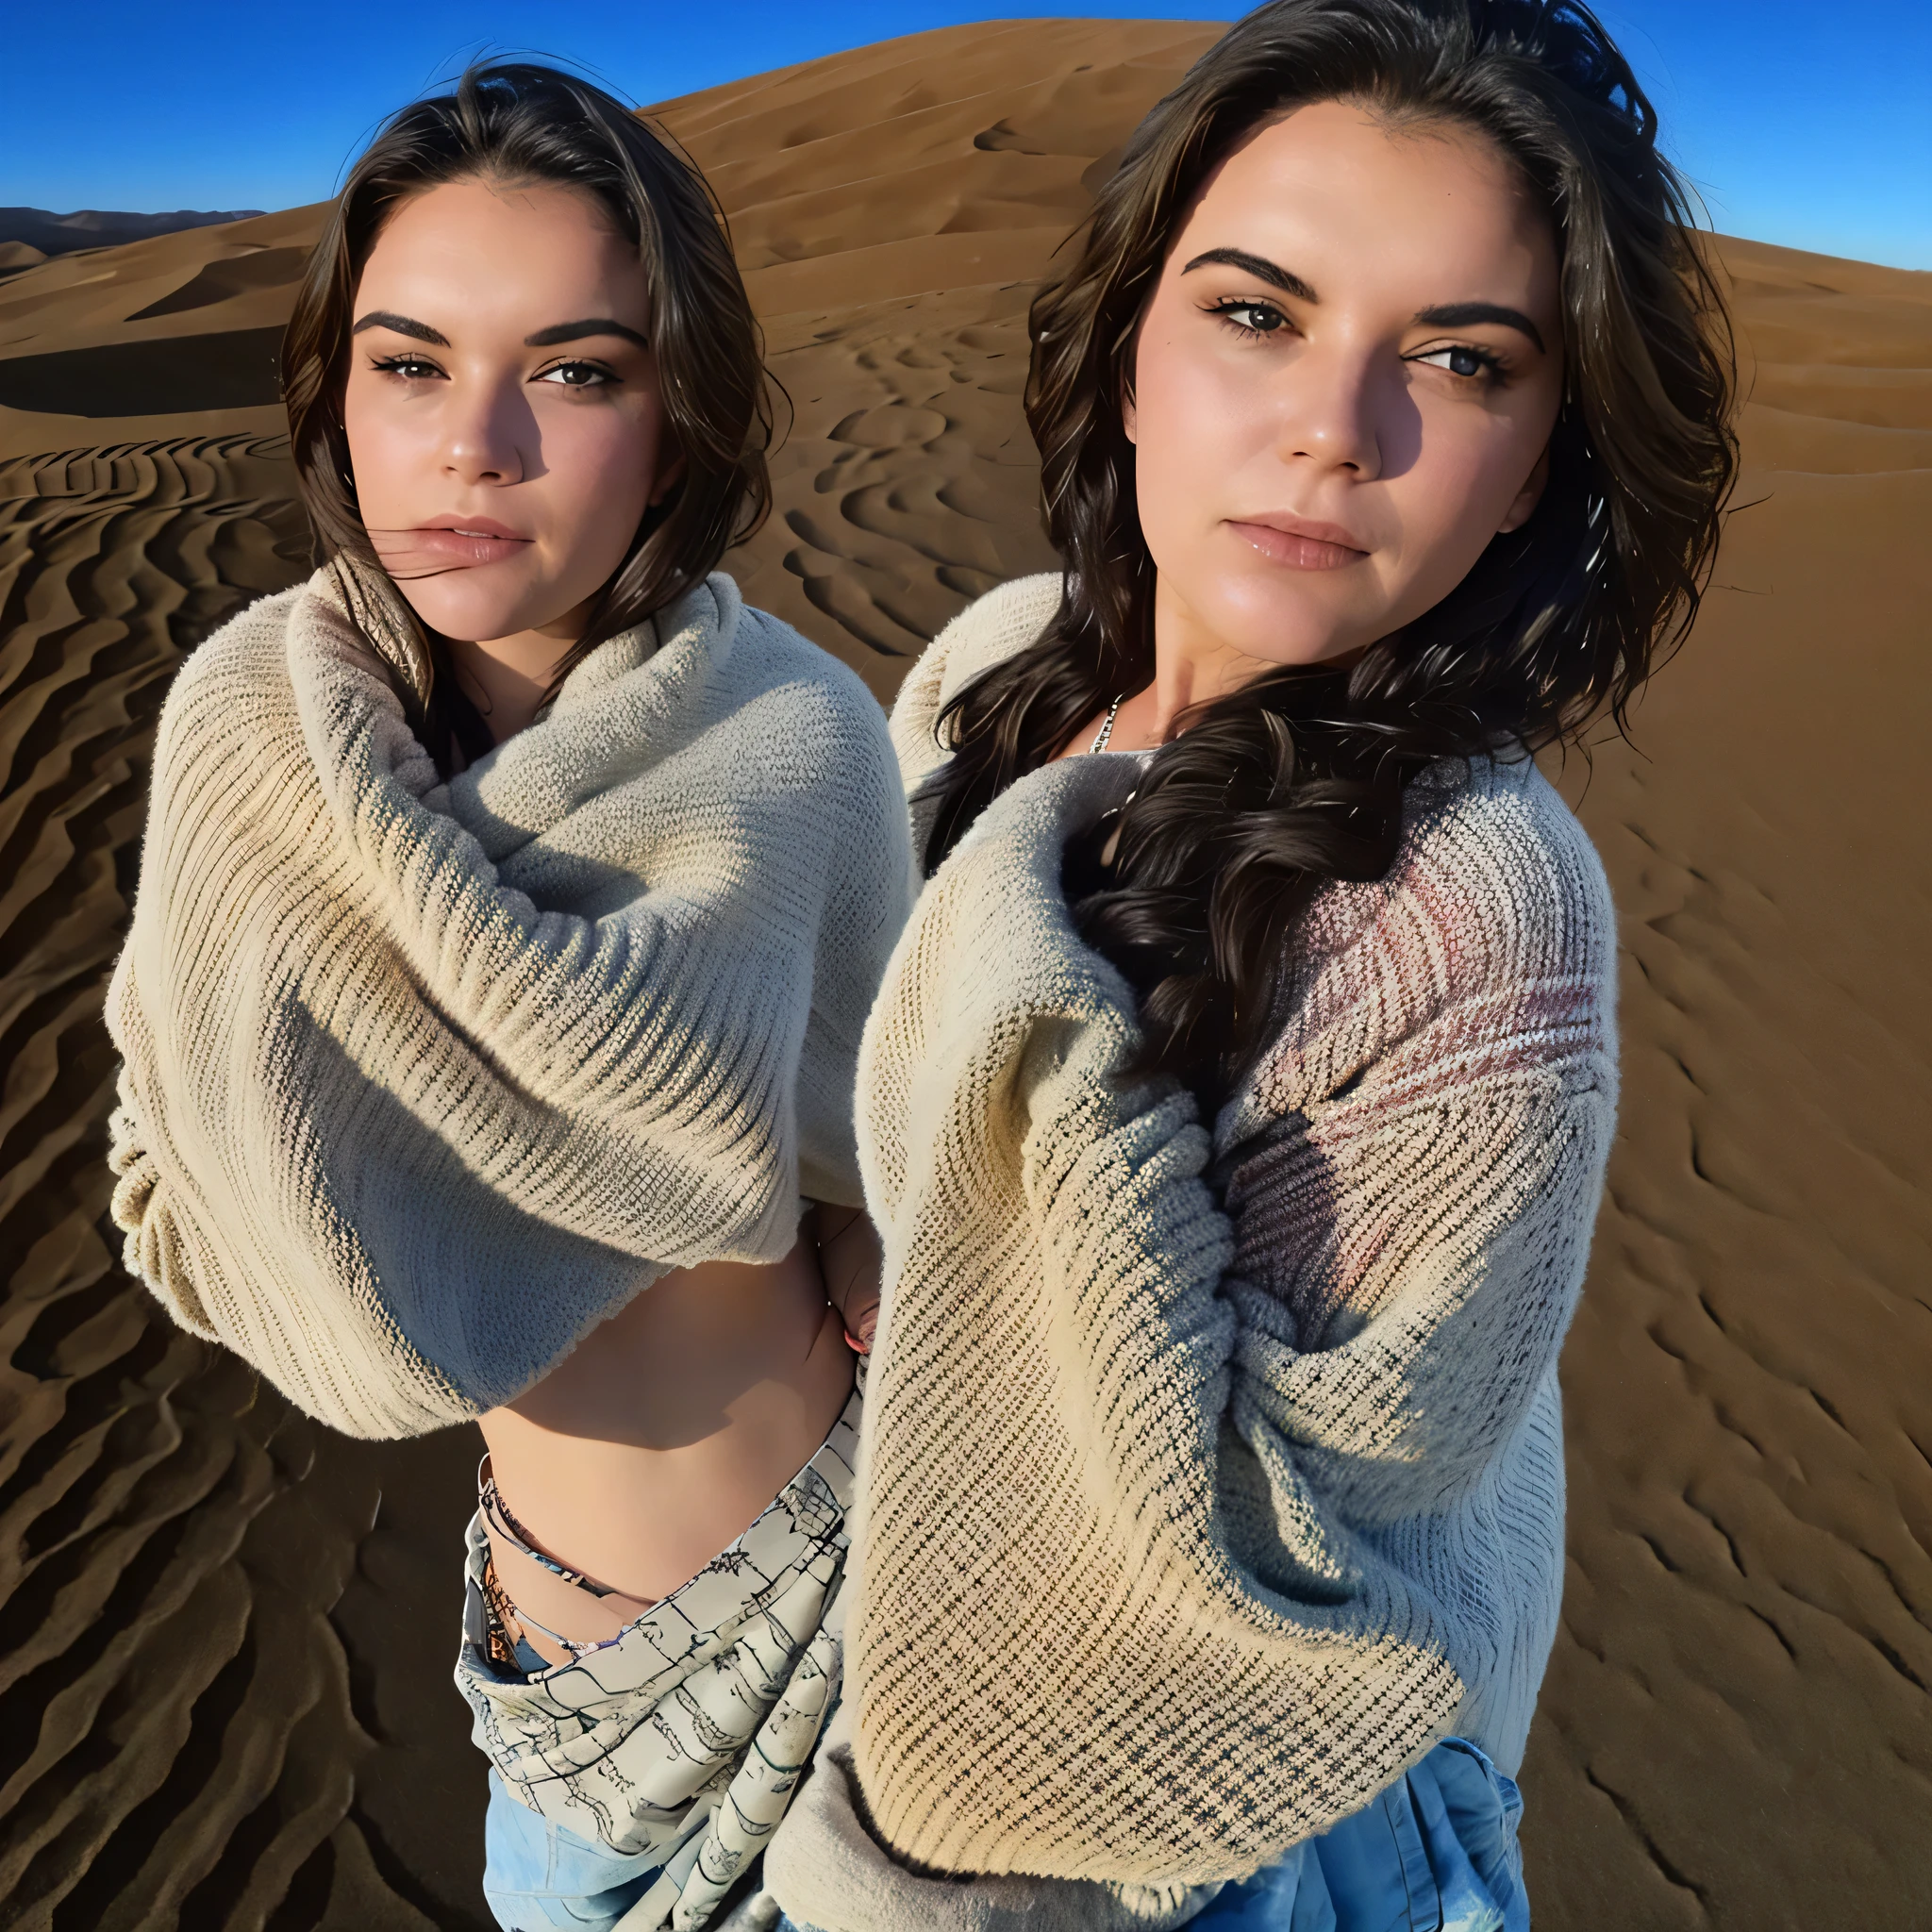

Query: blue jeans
[
  {"left": 483, "top": 1770, "right": 665, "bottom": 1931},
  {"left": 1191, "top": 1738, "right": 1528, "bottom": 1931},
  {"left": 778, "top": 1737, "right": 1524, "bottom": 1932}
]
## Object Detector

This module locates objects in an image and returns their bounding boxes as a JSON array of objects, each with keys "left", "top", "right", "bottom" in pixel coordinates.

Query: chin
[
  {"left": 1192, "top": 577, "right": 1362, "bottom": 671},
  {"left": 395, "top": 582, "right": 530, "bottom": 644}
]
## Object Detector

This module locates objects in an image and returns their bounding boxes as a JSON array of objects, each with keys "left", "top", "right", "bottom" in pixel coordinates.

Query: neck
[
  {"left": 1143, "top": 576, "right": 1274, "bottom": 737},
  {"left": 1082, "top": 576, "right": 1274, "bottom": 757},
  {"left": 448, "top": 598, "right": 593, "bottom": 744}
]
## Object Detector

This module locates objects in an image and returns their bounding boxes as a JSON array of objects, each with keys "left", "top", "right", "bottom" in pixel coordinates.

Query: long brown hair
[
  {"left": 921, "top": 0, "right": 1736, "bottom": 1103},
  {"left": 282, "top": 61, "right": 773, "bottom": 773}
]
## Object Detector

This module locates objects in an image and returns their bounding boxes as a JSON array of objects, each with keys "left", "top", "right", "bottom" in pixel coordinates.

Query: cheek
[
  {"left": 1392, "top": 404, "right": 1543, "bottom": 590},
  {"left": 543, "top": 403, "right": 659, "bottom": 542},
  {"left": 1131, "top": 325, "right": 1259, "bottom": 553},
  {"left": 341, "top": 378, "right": 420, "bottom": 521}
]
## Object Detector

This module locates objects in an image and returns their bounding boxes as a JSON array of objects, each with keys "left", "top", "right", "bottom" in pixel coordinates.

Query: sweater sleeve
[
  {"left": 99, "top": 616, "right": 281, "bottom": 1356},
  {"left": 888, "top": 574, "right": 1064, "bottom": 791},
  {"left": 1212, "top": 761, "right": 1617, "bottom": 1589},
  {"left": 832, "top": 755, "right": 1600, "bottom": 1877},
  {"left": 793, "top": 656, "right": 919, "bottom": 1208},
  {"left": 106, "top": 972, "right": 219, "bottom": 1343}
]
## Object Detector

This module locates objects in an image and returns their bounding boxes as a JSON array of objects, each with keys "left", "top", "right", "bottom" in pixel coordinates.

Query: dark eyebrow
[
  {"left": 524, "top": 318, "right": 651, "bottom": 351},
  {"left": 352, "top": 311, "right": 449, "bottom": 344},
  {"left": 1413, "top": 302, "right": 1545, "bottom": 353},
  {"left": 1171, "top": 261, "right": 1547, "bottom": 357},
  {"left": 1180, "top": 248, "right": 1317, "bottom": 303}
]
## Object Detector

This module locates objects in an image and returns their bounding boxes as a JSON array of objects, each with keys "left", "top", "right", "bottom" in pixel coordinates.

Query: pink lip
[
  {"left": 371, "top": 519, "right": 533, "bottom": 573},
  {"left": 1228, "top": 515, "right": 1369, "bottom": 571},
  {"left": 409, "top": 518, "right": 531, "bottom": 565}
]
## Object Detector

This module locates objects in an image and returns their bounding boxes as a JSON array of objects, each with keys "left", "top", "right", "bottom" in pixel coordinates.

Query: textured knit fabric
[
  {"left": 460, "top": 1395, "right": 862, "bottom": 1931},
  {"left": 771, "top": 1730, "right": 1524, "bottom": 1932},
  {"left": 105, "top": 559, "right": 912, "bottom": 1438},
  {"left": 768, "top": 1702, "right": 1216, "bottom": 1932},
  {"left": 785, "top": 575, "right": 1617, "bottom": 1899}
]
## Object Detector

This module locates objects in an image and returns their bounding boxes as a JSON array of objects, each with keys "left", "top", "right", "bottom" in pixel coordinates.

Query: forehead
[
  {"left": 358, "top": 178, "right": 648, "bottom": 312},
  {"left": 1175, "top": 100, "right": 1557, "bottom": 302}
]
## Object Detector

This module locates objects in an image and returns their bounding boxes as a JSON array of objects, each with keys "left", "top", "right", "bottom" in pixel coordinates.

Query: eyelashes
[
  {"left": 1206, "top": 295, "right": 1290, "bottom": 340},
  {"left": 364, "top": 355, "right": 620, "bottom": 391},
  {"left": 369, "top": 353, "right": 444, "bottom": 381},
  {"left": 1200, "top": 297, "right": 1510, "bottom": 385},
  {"left": 1409, "top": 342, "right": 1507, "bottom": 381},
  {"left": 535, "top": 361, "right": 618, "bottom": 389}
]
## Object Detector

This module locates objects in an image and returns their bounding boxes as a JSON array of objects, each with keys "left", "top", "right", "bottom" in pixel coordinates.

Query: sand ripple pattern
[{"left": 0, "top": 438, "right": 491, "bottom": 1932}]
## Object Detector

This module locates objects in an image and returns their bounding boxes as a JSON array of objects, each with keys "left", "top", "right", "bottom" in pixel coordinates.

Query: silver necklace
[{"left": 1089, "top": 693, "right": 1126, "bottom": 754}]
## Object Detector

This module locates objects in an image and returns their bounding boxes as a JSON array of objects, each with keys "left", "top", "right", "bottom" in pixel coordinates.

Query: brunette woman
[
  {"left": 105, "top": 66, "right": 908, "bottom": 1932},
  {"left": 765, "top": 2, "right": 1733, "bottom": 1927}
]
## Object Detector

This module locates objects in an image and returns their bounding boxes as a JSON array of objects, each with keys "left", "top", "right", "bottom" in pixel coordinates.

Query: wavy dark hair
[
  {"left": 921, "top": 0, "right": 1735, "bottom": 1102},
  {"left": 282, "top": 61, "right": 773, "bottom": 774}
]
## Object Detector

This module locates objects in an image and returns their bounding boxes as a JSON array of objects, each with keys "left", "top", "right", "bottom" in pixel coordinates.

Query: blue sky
[{"left": 3, "top": 2, "right": 1926, "bottom": 269}]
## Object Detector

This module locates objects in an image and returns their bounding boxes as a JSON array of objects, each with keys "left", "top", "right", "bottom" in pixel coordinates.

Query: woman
[
  {"left": 766, "top": 1, "right": 1732, "bottom": 1926},
  {"left": 104, "top": 66, "right": 908, "bottom": 1932}
]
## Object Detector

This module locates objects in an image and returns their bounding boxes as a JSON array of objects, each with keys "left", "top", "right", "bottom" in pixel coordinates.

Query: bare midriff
[{"left": 478, "top": 1238, "right": 852, "bottom": 1635}]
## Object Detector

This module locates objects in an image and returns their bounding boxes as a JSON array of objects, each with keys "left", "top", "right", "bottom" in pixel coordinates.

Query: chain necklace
[{"left": 1089, "top": 693, "right": 1126, "bottom": 754}]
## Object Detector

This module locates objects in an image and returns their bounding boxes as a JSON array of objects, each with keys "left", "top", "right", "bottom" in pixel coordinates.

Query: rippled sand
[{"left": 1, "top": 21, "right": 1927, "bottom": 1929}]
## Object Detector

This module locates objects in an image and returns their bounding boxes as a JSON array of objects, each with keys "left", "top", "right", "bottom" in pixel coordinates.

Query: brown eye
[{"left": 1214, "top": 298, "right": 1290, "bottom": 335}]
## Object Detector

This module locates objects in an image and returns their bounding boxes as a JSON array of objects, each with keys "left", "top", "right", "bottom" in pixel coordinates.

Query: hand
[
  {"left": 811, "top": 1203, "right": 883, "bottom": 1356},
  {"left": 842, "top": 1291, "right": 880, "bottom": 1355}
]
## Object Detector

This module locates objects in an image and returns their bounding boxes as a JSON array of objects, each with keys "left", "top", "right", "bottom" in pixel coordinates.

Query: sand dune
[
  {"left": 0, "top": 210, "right": 268, "bottom": 263},
  {"left": 0, "top": 21, "right": 1926, "bottom": 1930},
  {"left": 1524, "top": 228, "right": 1932, "bottom": 1924}
]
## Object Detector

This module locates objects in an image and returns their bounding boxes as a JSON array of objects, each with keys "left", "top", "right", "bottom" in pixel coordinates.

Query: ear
[
  {"left": 1123, "top": 383, "right": 1138, "bottom": 446},
  {"left": 1497, "top": 445, "right": 1550, "bottom": 534}
]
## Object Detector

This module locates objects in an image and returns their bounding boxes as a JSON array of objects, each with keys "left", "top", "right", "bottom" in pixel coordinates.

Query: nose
[
  {"left": 441, "top": 375, "right": 526, "bottom": 488},
  {"left": 1274, "top": 336, "right": 1384, "bottom": 483}
]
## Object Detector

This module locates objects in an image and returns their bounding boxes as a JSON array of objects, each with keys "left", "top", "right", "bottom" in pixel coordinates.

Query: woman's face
[
  {"left": 342, "top": 177, "right": 680, "bottom": 645},
  {"left": 1127, "top": 100, "right": 1564, "bottom": 672}
]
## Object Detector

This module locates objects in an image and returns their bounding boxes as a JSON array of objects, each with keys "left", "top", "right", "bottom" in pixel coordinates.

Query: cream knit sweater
[
  {"left": 106, "top": 562, "right": 912, "bottom": 1439},
  {"left": 768, "top": 575, "right": 1618, "bottom": 1920}
]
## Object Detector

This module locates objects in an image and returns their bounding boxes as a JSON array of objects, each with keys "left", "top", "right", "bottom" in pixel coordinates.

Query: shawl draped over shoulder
[
  {"left": 106, "top": 560, "right": 913, "bottom": 1440},
  {"left": 767, "top": 575, "right": 1618, "bottom": 1923}
]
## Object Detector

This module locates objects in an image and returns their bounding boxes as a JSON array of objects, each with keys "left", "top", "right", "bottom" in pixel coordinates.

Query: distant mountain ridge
[{"left": 0, "top": 206, "right": 264, "bottom": 270}]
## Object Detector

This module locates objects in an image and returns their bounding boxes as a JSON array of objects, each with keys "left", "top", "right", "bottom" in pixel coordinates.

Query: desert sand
[{"left": 0, "top": 20, "right": 1927, "bottom": 1930}]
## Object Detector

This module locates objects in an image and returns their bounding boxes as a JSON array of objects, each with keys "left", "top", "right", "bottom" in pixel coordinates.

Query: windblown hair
[
  {"left": 921, "top": 0, "right": 1735, "bottom": 1102},
  {"left": 282, "top": 61, "right": 772, "bottom": 773}
]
